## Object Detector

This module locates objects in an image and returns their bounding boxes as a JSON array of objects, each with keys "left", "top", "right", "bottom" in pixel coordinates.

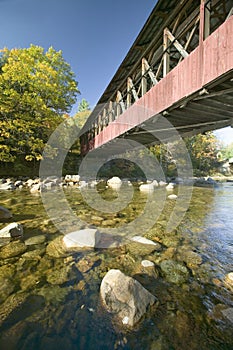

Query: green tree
[
  {"left": 78, "top": 98, "right": 90, "bottom": 112},
  {"left": 0, "top": 45, "right": 79, "bottom": 162},
  {"left": 184, "top": 132, "right": 219, "bottom": 174},
  {"left": 220, "top": 142, "right": 233, "bottom": 160}
]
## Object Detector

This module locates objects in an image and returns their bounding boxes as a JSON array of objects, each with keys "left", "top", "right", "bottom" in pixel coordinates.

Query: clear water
[{"left": 0, "top": 182, "right": 232, "bottom": 350}]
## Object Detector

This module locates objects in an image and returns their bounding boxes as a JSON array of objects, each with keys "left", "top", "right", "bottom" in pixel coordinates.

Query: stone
[
  {"left": 0, "top": 223, "right": 23, "bottom": 238},
  {"left": 63, "top": 228, "right": 101, "bottom": 248},
  {"left": 14, "top": 180, "right": 24, "bottom": 187},
  {"left": 25, "top": 235, "right": 46, "bottom": 246},
  {"left": 221, "top": 308, "right": 233, "bottom": 324},
  {"left": 128, "top": 236, "right": 162, "bottom": 255},
  {"left": 167, "top": 194, "right": 177, "bottom": 200},
  {"left": 30, "top": 184, "right": 40, "bottom": 193},
  {"left": 160, "top": 259, "right": 189, "bottom": 285},
  {"left": 166, "top": 183, "right": 175, "bottom": 191},
  {"left": 107, "top": 177, "right": 122, "bottom": 190},
  {"left": 182, "top": 250, "right": 202, "bottom": 268},
  {"left": 139, "top": 183, "right": 154, "bottom": 192},
  {"left": 141, "top": 260, "right": 155, "bottom": 267},
  {"left": 0, "top": 241, "right": 27, "bottom": 259},
  {"left": 224, "top": 272, "right": 233, "bottom": 291},
  {"left": 100, "top": 269, "right": 156, "bottom": 326},
  {"left": 0, "top": 206, "right": 12, "bottom": 219},
  {"left": 131, "top": 236, "right": 160, "bottom": 246},
  {"left": 0, "top": 182, "right": 15, "bottom": 190}
]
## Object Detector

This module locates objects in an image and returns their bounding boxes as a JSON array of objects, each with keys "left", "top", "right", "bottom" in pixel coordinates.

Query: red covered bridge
[{"left": 80, "top": 0, "right": 233, "bottom": 155}]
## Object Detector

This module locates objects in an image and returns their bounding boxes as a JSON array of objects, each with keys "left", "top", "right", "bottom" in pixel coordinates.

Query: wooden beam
[
  {"left": 141, "top": 58, "right": 147, "bottom": 95},
  {"left": 127, "top": 78, "right": 132, "bottom": 108},
  {"left": 128, "top": 77, "right": 139, "bottom": 102},
  {"left": 204, "top": 0, "right": 211, "bottom": 39},
  {"left": 163, "top": 28, "right": 170, "bottom": 77},
  {"left": 164, "top": 28, "right": 189, "bottom": 58},
  {"left": 116, "top": 91, "right": 125, "bottom": 115},
  {"left": 142, "top": 57, "right": 158, "bottom": 85}
]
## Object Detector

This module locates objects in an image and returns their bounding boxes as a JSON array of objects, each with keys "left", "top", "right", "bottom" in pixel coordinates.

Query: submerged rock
[
  {"left": 25, "top": 235, "right": 46, "bottom": 246},
  {"left": 0, "top": 206, "right": 12, "bottom": 220},
  {"left": 224, "top": 272, "right": 233, "bottom": 291},
  {"left": 0, "top": 241, "right": 27, "bottom": 259},
  {"left": 0, "top": 223, "right": 23, "bottom": 238},
  {"left": 128, "top": 236, "right": 162, "bottom": 256},
  {"left": 100, "top": 269, "right": 157, "bottom": 326},
  {"left": 160, "top": 259, "right": 189, "bottom": 285}
]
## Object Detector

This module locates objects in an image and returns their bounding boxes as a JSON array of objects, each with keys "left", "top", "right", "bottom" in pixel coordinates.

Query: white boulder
[
  {"left": 100, "top": 269, "right": 156, "bottom": 326},
  {"left": 63, "top": 228, "right": 101, "bottom": 248}
]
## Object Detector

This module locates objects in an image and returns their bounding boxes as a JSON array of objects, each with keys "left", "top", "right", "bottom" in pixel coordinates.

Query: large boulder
[
  {"left": 100, "top": 269, "right": 157, "bottom": 326},
  {"left": 0, "top": 206, "right": 12, "bottom": 220},
  {"left": 0, "top": 223, "right": 23, "bottom": 238}
]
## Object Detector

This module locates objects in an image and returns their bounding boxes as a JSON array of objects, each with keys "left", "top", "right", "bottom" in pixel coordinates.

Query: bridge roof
[{"left": 81, "top": 0, "right": 183, "bottom": 132}]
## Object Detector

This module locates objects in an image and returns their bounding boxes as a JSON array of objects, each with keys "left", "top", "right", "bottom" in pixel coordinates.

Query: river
[{"left": 0, "top": 181, "right": 232, "bottom": 350}]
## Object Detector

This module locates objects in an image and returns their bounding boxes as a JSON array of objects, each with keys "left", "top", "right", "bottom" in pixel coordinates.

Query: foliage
[
  {"left": 78, "top": 98, "right": 90, "bottom": 112},
  {"left": 0, "top": 45, "right": 79, "bottom": 163},
  {"left": 184, "top": 132, "right": 219, "bottom": 175},
  {"left": 219, "top": 142, "right": 233, "bottom": 160}
]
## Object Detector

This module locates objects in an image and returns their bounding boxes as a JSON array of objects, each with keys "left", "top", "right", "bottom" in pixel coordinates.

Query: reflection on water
[{"left": 0, "top": 183, "right": 232, "bottom": 350}]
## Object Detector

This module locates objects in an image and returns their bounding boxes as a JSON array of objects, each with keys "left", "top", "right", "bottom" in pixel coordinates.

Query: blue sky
[{"left": 0, "top": 0, "right": 232, "bottom": 144}]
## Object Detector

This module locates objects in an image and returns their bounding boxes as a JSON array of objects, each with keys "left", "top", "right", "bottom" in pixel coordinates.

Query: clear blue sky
[{"left": 0, "top": 0, "right": 232, "bottom": 144}]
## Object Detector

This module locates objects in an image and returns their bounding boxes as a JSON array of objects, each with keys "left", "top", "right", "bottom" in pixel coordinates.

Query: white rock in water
[
  {"left": 139, "top": 183, "right": 154, "bottom": 192},
  {"left": 100, "top": 269, "right": 156, "bottom": 326},
  {"left": 131, "top": 236, "right": 157, "bottom": 246},
  {"left": 141, "top": 260, "right": 155, "bottom": 267},
  {"left": 152, "top": 180, "right": 159, "bottom": 187},
  {"left": 0, "top": 206, "right": 12, "bottom": 219},
  {"left": 166, "top": 183, "right": 175, "bottom": 191},
  {"left": 159, "top": 181, "right": 167, "bottom": 187},
  {"left": 107, "top": 177, "right": 122, "bottom": 190},
  {"left": 0, "top": 222, "right": 23, "bottom": 238},
  {"left": 63, "top": 228, "right": 101, "bottom": 248},
  {"left": 168, "top": 194, "right": 177, "bottom": 200}
]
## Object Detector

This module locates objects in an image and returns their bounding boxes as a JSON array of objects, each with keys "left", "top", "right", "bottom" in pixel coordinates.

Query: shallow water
[{"left": 0, "top": 182, "right": 232, "bottom": 350}]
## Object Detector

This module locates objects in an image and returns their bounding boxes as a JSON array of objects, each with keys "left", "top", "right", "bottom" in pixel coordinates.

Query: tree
[
  {"left": 184, "top": 132, "right": 219, "bottom": 174},
  {"left": 78, "top": 98, "right": 90, "bottom": 112},
  {"left": 0, "top": 45, "right": 79, "bottom": 162},
  {"left": 220, "top": 142, "right": 233, "bottom": 160}
]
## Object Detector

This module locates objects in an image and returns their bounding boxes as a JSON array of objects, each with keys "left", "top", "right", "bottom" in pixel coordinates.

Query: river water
[{"left": 0, "top": 182, "right": 232, "bottom": 350}]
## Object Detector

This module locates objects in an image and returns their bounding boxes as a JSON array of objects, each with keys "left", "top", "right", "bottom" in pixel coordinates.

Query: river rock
[
  {"left": 160, "top": 259, "right": 189, "bottom": 285},
  {"left": 182, "top": 250, "right": 203, "bottom": 269},
  {"left": 167, "top": 194, "right": 177, "bottom": 200},
  {"left": 0, "top": 277, "right": 15, "bottom": 303},
  {"left": 0, "top": 182, "right": 15, "bottom": 190},
  {"left": 139, "top": 183, "right": 154, "bottom": 192},
  {"left": 0, "top": 241, "right": 27, "bottom": 259},
  {"left": 224, "top": 272, "right": 233, "bottom": 291},
  {"left": 107, "top": 177, "right": 122, "bottom": 190},
  {"left": 100, "top": 269, "right": 157, "bottom": 326},
  {"left": 128, "top": 236, "right": 162, "bottom": 255},
  {"left": 63, "top": 228, "right": 101, "bottom": 248},
  {"left": 0, "top": 206, "right": 12, "bottom": 219},
  {"left": 0, "top": 223, "right": 23, "bottom": 238},
  {"left": 25, "top": 235, "right": 46, "bottom": 246},
  {"left": 141, "top": 260, "right": 155, "bottom": 268}
]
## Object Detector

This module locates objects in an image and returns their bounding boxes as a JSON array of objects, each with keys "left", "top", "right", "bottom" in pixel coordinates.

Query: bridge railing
[{"left": 81, "top": 0, "right": 233, "bottom": 153}]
